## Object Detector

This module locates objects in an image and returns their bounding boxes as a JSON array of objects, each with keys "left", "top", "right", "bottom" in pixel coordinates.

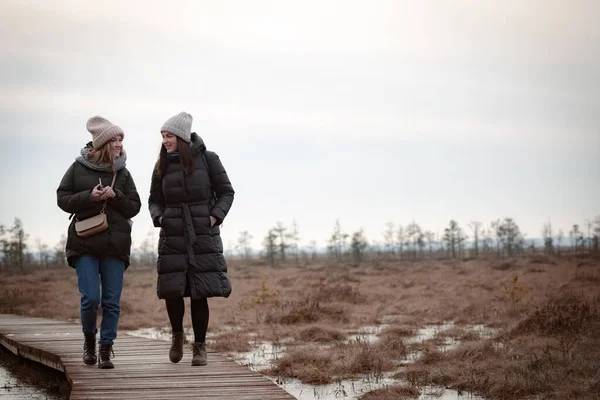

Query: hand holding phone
[{"left": 91, "top": 182, "right": 104, "bottom": 201}]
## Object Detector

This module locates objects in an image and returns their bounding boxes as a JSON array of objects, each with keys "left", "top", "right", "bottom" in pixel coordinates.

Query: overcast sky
[{"left": 1, "top": 0, "right": 598, "bottom": 253}]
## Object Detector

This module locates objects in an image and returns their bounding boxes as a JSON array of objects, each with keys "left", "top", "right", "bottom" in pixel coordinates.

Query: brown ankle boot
[
  {"left": 191, "top": 342, "right": 207, "bottom": 366},
  {"left": 98, "top": 343, "right": 114, "bottom": 369},
  {"left": 169, "top": 331, "right": 186, "bottom": 363},
  {"left": 83, "top": 334, "right": 96, "bottom": 365}
]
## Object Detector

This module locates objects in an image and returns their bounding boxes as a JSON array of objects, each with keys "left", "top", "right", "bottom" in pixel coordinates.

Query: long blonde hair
[{"left": 87, "top": 141, "right": 118, "bottom": 172}]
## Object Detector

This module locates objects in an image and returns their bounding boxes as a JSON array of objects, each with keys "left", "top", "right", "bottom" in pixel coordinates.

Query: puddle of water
[
  {"left": 263, "top": 374, "right": 484, "bottom": 400},
  {"left": 232, "top": 342, "right": 405, "bottom": 399},
  {"left": 406, "top": 322, "right": 455, "bottom": 344},
  {"left": 405, "top": 322, "right": 499, "bottom": 354},
  {"left": 267, "top": 374, "right": 486, "bottom": 400},
  {"left": 233, "top": 341, "right": 285, "bottom": 370},
  {"left": 419, "top": 387, "right": 485, "bottom": 400},
  {"left": 269, "top": 374, "right": 398, "bottom": 400},
  {"left": 126, "top": 323, "right": 493, "bottom": 400},
  {"left": 126, "top": 327, "right": 172, "bottom": 341},
  {"left": 345, "top": 324, "right": 388, "bottom": 343},
  {"left": 469, "top": 324, "right": 498, "bottom": 339},
  {"left": 0, "top": 348, "right": 67, "bottom": 400},
  {"left": 228, "top": 326, "right": 488, "bottom": 400}
]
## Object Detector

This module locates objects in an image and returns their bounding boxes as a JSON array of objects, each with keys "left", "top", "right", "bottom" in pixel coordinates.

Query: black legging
[{"left": 165, "top": 298, "right": 209, "bottom": 343}]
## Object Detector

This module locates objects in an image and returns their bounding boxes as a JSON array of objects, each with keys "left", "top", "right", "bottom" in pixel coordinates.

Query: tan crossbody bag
[{"left": 75, "top": 173, "right": 116, "bottom": 238}]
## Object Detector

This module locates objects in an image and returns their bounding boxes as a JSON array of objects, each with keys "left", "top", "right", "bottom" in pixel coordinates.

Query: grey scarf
[{"left": 76, "top": 146, "right": 127, "bottom": 172}]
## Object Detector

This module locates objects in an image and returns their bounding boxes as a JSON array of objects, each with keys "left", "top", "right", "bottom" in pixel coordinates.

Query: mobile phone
[{"left": 98, "top": 178, "right": 104, "bottom": 189}]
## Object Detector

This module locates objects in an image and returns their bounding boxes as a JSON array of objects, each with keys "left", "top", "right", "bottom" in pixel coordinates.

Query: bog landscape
[
  {"left": 2, "top": 1, "right": 597, "bottom": 399},
  {"left": 1, "top": 217, "right": 599, "bottom": 400}
]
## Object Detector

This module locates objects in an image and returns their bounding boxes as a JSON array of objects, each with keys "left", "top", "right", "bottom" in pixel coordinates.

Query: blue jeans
[{"left": 75, "top": 255, "right": 125, "bottom": 345}]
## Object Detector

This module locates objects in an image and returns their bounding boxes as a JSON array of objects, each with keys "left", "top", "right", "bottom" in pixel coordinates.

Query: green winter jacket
[{"left": 57, "top": 159, "right": 141, "bottom": 268}]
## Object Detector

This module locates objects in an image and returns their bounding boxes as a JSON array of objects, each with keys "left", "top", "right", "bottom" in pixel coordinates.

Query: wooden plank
[
  {"left": 66, "top": 366, "right": 260, "bottom": 375},
  {"left": 0, "top": 314, "right": 295, "bottom": 399},
  {"left": 69, "top": 372, "right": 261, "bottom": 380},
  {"left": 0, "top": 332, "right": 66, "bottom": 372}
]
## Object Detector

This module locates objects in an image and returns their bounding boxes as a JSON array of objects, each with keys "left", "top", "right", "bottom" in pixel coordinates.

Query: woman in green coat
[{"left": 57, "top": 116, "right": 141, "bottom": 369}]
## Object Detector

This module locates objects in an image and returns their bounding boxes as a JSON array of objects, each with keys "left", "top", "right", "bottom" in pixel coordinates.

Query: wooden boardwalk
[{"left": 0, "top": 314, "right": 295, "bottom": 399}]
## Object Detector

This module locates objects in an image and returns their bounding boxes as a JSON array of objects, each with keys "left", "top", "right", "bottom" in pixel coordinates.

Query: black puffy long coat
[
  {"left": 57, "top": 161, "right": 141, "bottom": 268},
  {"left": 149, "top": 133, "right": 234, "bottom": 299}
]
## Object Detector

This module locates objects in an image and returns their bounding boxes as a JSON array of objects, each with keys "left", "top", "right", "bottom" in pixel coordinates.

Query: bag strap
[
  {"left": 109, "top": 172, "right": 117, "bottom": 188},
  {"left": 100, "top": 172, "right": 118, "bottom": 214}
]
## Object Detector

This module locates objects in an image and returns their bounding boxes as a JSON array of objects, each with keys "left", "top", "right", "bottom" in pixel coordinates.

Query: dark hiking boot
[
  {"left": 98, "top": 343, "right": 114, "bottom": 369},
  {"left": 83, "top": 334, "right": 97, "bottom": 365},
  {"left": 191, "top": 342, "right": 207, "bottom": 366},
  {"left": 169, "top": 331, "right": 186, "bottom": 363}
]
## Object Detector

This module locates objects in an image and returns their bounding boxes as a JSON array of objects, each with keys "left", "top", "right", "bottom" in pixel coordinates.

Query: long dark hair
[{"left": 153, "top": 137, "right": 195, "bottom": 180}]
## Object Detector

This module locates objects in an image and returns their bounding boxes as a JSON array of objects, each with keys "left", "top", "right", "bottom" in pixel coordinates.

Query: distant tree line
[
  {"left": 1, "top": 215, "right": 599, "bottom": 271},
  {"left": 248, "top": 216, "right": 600, "bottom": 267},
  {"left": 0, "top": 218, "right": 67, "bottom": 271}
]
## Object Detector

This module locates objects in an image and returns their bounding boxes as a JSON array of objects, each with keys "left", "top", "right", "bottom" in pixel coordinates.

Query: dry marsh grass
[
  {"left": 399, "top": 292, "right": 600, "bottom": 399},
  {"left": 378, "top": 325, "right": 418, "bottom": 339},
  {"left": 210, "top": 330, "right": 253, "bottom": 353},
  {"left": 295, "top": 325, "right": 346, "bottom": 343},
  {"left": 360, "top": 384, "right": 420, "bottom": 400},
  {"left": 265, "top": 336, "right": 402, "bottom": 385},
  {"left": 1, "top": 256, "right": 599, "bottom": 399}
]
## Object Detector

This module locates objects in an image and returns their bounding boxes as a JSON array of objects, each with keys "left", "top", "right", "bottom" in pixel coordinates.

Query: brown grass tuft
[
  {"left": 211, "top": 331, "right": 253, "bottom": 353},
  {"left": 265, "top": 345, "right": 333, "bottom": 384},
  {"left": 448, "top": 340, "right": 497, "bottom": 362},
  {"left": 295, "top": 325, "right": 346, "bottom": 343},
  {"left": 375, "top": 335, "right": 407, "bottom": 360},
  {"left": 265, "top": 298, "right": 348, "bottom": 325},
  {"left": 526, "top": 267, "right": 546, "bottom": 273},
  {"left": 360, "top": 384, "right": 420, "bottom": 399},
  {"left": 0, "top": 289, "right": 31, "bottom": 314},
  {"left": 418, "top": 347, "right": 446, "bottom": 365},
  {"left": 268, "top": 337, "right": 405, "bottom": 384},
  {"left": 573, "top": 271, "right": 600, "bottom": 282},
  {"left": 378, "top": 325, "right": 417, "bottom": 338},
  {"left": 492, "top": 260, "right": 515, "bottom": 271},
  {"left": 528, "top": 255, "right": 557, "bottom": 265},
  {"left": 313, "top": 282, "right": 366, "bottom": 304},
  {"left": 513, "top": 293, "right": 596, "bottom": 338}
]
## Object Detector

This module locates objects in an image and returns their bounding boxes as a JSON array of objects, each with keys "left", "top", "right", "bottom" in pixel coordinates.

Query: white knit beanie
[
  {"left": 86, "top": 116, "right": 124, "bottom": 149},
  {"left": 161, "top": 112, "right": 193, "bottom": 143}
]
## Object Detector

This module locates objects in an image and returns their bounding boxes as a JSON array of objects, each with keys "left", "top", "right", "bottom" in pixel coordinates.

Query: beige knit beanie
[
  {"left": 86, "top": 116, "right": 124, "bottom": 149},
  {"left": 161, "top": 112, "right": 193, "bottom": 143}
]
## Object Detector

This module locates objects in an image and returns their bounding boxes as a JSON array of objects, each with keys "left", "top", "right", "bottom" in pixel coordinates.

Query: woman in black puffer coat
[{"left": 149, "top": 111, "right": 234, "bottom": 367}]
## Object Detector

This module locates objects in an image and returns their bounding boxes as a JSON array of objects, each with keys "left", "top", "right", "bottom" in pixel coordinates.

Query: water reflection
[{"left": 0, "top": 348, "right": 66, "bottom": 400}]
